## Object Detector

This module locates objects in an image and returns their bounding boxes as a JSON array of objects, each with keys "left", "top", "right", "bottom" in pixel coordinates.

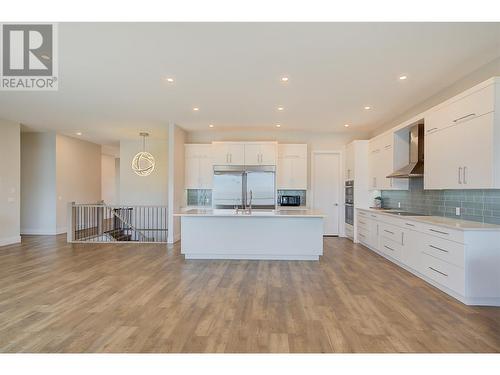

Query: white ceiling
[{"left": 1, "top": 22, "right": 500, "bottom": 146}]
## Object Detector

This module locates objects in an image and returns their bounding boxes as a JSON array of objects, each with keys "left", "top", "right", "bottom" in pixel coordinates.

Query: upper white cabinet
[
  {"left": 185, "top": 144, "right": 213, "bottom": 189},
  {"left": 244, "top": 142, "right": 277, "bottom": 165},
  {"left": 345, "top": 142, "right": 355, "bottom": 180},
  {"left": 212, "top": 142, "right": 245, "bottom": 165},
  {"left": 368, "top": 133, "right": 408, "bottom": 190},
  {"left": 277, "top": 144, "right": 307, "bottom": 190},
  {"left": 424, "top": 79, "right": 500, "bottom": 189},
  {"left": 212, "top": 142, "right": 276, "bottom": 166}
]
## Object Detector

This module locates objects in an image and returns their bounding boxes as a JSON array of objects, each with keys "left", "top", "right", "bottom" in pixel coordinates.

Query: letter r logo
[{"left": 2, "top": 24, "right": 53, "bottom": 76}]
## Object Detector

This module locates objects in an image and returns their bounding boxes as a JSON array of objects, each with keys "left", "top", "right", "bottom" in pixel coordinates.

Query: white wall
[
  {"left": 101, "top": 154, "right": 118, "bottom": 204},
  {"left": 119, "top": 138, "right": 168, "bottom": 205},
  {"left": 56, "top": 134, "right": 102, "bottom": 233},
  {"left": 20, "top": 132, "right": 57, "bottom": 235},
  {"left": 168, "top": 124, "right": 186, "bottom": 243},
  {"left": 21, "top": 132, "right": 102, "bottom": 235},
  {"left": 372, "top": 56, "right": 500, "bottom": 136},
  {"left": 0, "top": 119, "right": 21, "bottom": 246}
]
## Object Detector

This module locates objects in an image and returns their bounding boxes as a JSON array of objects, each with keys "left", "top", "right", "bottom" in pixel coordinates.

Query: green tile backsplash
[{"left": 381, "top": 179, "right": 500, "bottom": 225}]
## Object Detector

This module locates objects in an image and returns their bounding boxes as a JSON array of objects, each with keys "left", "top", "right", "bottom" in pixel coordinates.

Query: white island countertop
[
  {"left": 357, "top": 207, "right": 500, "bottom": 231},
  {"left": 175, "top": 208, "right": 325, "bottom": 218}
]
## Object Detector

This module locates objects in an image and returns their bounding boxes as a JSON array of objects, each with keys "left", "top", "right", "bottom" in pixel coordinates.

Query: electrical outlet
[
  {"left": 398, "top": 202, "right": 401, "bottom": 208},
  {"left": 456, "top": 207, "right": 461, "bottom": 216}
]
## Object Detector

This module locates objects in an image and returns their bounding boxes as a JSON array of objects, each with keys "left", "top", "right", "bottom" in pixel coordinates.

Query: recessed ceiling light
[
  {"left": 209, "top": 124, "right": 214, "bottom": 128},
  {"left": 277, "top": 106, "right": 284, "bottom": 111},
  {"left": 76, "top": 132, "right": 82, "bottom": 136},
  {"left": 281, "top": 76, "right": 289, "bottom": 82},
  {"left": 364, "top": 106, "right": 371, "bottom": 110},
  {"left": 276, "top": 124, "right": 281, "bottom": 128},
  {"left": 193, "top": 107, "right": 199, "bottom": 111},
  {"left": 166, "top": 77, "right": 174, "bottom": 83},
  {"left": 399, "top": 75, "right": 407, "bottom": 80},
  {"left": 344, "top": 124, "right": 350, "bottom": 128}
]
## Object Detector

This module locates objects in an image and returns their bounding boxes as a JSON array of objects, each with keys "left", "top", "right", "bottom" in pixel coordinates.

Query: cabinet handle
[
  {"left": 401, "top": 232, "right": 404, "bottom": 246},
  {"left": 458, "top": 167, "right": 462, "bottom": 184},
  {"left": 428, "top": 266, "right": 448, "bottom": 277},
  {"left": 384, "top": 245, "right": 395, "bottom": 252},
  {"left": 429, "top": 244, "right": 449, "bottom": 253},
  {"left": 230, "top": 154, "right": 232, "bottom": 163},
  {"left": 359, "top": 220, "right": 366, "bottom": 225},
  {"left": 384, "top": 229, "right": 394, "bottom": 235},
  {"left": 370, "top": 215, "right": 377, "bottom": 218},
  {"left": 463, "top": 166, "right": 467, "bottom": 185},
  {"left": 359, "top": 233, "right": 366, "bottom": 238},
  {"left": 426, "top": 127, "right": 438, "bottom": 133},
  {"left": 429, "top": 228, "right": 449, "bottom": 235},
  {"left": 405, "top": 222, "right": 415, "bottom": 227},
  {"left": 453, "top": 113, "right": 475, "bottom": 123}
]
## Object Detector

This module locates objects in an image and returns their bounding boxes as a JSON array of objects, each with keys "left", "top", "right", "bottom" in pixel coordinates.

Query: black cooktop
[{"left": 385, "top": 211, "right": 430, "bottom": 217}]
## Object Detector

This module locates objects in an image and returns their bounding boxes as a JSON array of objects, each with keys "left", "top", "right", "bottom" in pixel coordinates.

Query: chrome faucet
[{"left": 247, "top": 190, "right": 253, "bottom": 214}]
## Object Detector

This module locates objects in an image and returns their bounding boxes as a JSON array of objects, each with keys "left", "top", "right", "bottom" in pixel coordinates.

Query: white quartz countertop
[
  {"left": 175, "top": 208, "right": 325, "bottom": 218},
  {"left": 357, "top": 208, "right": 500, "bottom": 231}
]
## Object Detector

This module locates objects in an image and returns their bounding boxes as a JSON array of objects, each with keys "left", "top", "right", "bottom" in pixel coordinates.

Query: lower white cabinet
[{"left": 355, "top": 208, "right": 500, "bottom": 306}]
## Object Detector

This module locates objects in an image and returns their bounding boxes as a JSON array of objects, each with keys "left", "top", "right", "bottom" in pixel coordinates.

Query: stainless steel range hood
[{"left": 387, "top": 123, "right": 424, "bottom": 178}]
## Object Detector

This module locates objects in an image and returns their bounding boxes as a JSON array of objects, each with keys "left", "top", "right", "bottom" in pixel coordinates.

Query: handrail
[
  {"left": 68, "top": 202, "right": 168, "bottom": 243},
  {"left": 107, "top": 205, "right": 150, "bottom": 242}
]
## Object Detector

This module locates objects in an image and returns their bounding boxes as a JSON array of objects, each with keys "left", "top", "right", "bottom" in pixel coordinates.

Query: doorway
[{"left": 311, "top": 151, "right": 341, "bottom": 236}]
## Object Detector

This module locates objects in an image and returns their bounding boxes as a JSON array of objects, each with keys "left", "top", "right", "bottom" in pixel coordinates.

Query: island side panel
[{"left": 180, "top": 216, "right": 323, "bottom": 260}]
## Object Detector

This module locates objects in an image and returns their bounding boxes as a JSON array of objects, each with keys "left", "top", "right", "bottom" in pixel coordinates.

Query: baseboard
[
  {"left": 167, "top": 232, "right": 181, "bottom": 244},
  {"left": 0, "top": 236, "right": 21, "bottom": 247},
  {"left": 56, "top": 226, "right": 67, "bottom": 235},
  {"left": 21, "top": 228, "right": 58, "bottom": 235}
]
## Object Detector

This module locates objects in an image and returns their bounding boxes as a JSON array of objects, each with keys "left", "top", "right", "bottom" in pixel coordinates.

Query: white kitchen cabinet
[
  {"left": 356, "top": 208, "right": 500, "bottom": 306},
  {"left": 345, "top": 142, "right": 355, "bottom": 180},
  {"left": 244, "top": 142, "right": 277, "bottom": 165},
  {"left": 212, "top": 142, "right": 245, "bottom": 165},
  {"left": 424, "top": 79, "right": 500, "bottom": 190},
  {"left": 425, "top": 83, "right": 495, "bottom": 136},
  {"left": 425, "top": 112, "right": 494, "bottom": 189},
  {"left": 277, "top": 144, "right": 307, "bottom": 190},
  {"left": 185, "top": 144, "right": 213, "bottom": 189},
  {"left": 368, "top": 133, "right": 408, "bottom": 190}
]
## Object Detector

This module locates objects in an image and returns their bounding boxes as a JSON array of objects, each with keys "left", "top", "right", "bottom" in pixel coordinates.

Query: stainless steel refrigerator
[{"left": 212, "top": 166, "right": 276, "bottom": 209}]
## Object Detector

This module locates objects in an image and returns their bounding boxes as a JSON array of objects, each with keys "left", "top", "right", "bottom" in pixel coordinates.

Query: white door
[{"left": 312, "top": 152, "right": 341, "bottom": 235}]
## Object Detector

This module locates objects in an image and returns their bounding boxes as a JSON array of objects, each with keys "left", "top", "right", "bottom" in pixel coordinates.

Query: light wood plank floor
[{"left": 0, "top": 235, "right": 499, "bottom": 353}]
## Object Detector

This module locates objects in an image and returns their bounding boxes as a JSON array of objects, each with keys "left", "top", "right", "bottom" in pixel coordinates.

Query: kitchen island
[{"left": 174, "top": 209, "right": 325, "bottom": 260}]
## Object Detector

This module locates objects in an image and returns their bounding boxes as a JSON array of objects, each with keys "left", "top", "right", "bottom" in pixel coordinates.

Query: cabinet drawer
[
  {"left": 379, "top": 236, "right": 402, "bottom": 261},
  {"left": 422, "top": 224, "right": 463, "bottom": 244},
  {"left": 357, "top": 210, "right": 369, "bottom": 218},
  {"left": 357, "top": 228, "right": 370, "bottom": 246},
  {"left": 357, "top": 217, "right": 370, "bottom": 231},
  {"left": 421, "top": 234, "right": 465, "bottom": 268},
  {"left": 399, "top": 219, "right": 424, "bottom": 232},
  {"left": 421, "top": 253, "right": 465, "bottom": 295},
  {"left": 379, "top": 222, "right": 403, "bottom": 244}
]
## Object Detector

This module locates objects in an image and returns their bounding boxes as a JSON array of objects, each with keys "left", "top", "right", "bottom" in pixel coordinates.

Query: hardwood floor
[{"left": 0, "top": 235, "right": 499, "bottom": 353}]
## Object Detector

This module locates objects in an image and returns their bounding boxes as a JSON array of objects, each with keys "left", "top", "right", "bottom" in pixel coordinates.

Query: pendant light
[{"left": 131, "top": 132, "right": 155, "bottom": 176}]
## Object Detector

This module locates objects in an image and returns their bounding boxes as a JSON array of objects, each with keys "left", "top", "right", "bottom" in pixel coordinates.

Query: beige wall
[
  {"left": 101, "top": 154, "right": 118, "bottom": 204},
  {"left": 56, "top": 134, "right": 102, "bottom": 233},
  {"left": 0, "top": 119, "right": 21, "bottom": 246},
  {"left": 372, "top": 56, "right": 500, "bottom": 137},
  {"left": 20, "top": 132, "right": 57, "bottom": 234},
  {"left": 168, "top": 124, "right": 186, "bottom": 243},
  {"left": 119, "top": 138, "right": 168, "bottom": 205}
]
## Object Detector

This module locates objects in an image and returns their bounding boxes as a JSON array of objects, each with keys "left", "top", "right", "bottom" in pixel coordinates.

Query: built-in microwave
[{"left": 279, "top": 195, "right": 301, "bottom": 206}]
